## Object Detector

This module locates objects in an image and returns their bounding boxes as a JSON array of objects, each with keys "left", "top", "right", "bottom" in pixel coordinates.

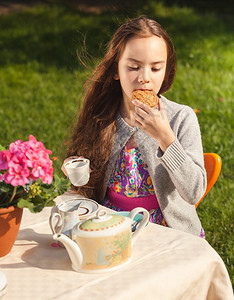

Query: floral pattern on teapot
[{"left": 76, "top": 229, "right": 131, "bottom": 270}]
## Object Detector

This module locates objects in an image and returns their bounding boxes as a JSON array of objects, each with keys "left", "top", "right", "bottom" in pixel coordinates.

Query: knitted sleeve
[{"left": 157, "top": 106, "right": 207, "bottom": 205}]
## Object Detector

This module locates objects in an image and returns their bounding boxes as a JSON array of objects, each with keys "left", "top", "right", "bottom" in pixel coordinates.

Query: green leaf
[
  {"left": 15, "top": 175, "right": 70, "bottom": 213},
  {"left": 53, "top": 174, "right": 70, "bottom": 195},
  {"left": 0, "top": 144, "right": 6, "bottom": 151},
  {"left": 45, "top": 199, "right": 56, "bottom": 207},
  {"left": 17, "top": 198, "right": 35, "bottom": 211},
  {"left": 17, "top": 197, "right": 46, "bottom": 213},
  {"left": 0, "top": 185, "right": 11, "bottom": 194}
]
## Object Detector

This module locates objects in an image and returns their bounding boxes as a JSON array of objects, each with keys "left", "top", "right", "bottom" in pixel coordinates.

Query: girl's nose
[{"left": 138, "top": 69, "right": 150, "bottom": 84}]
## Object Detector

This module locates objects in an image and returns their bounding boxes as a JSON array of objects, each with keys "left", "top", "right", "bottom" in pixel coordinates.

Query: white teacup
[
  {"left": 49, "top": 199, "right": 81, "bottom": 238},
  {"left": 64, "top": 158, "right": 90, "bottom": 186}
]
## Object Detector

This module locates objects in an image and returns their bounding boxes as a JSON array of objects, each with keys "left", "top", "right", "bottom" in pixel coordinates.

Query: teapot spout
[{"left": 53, "top": 233, "right": 83, "bottom": 271}]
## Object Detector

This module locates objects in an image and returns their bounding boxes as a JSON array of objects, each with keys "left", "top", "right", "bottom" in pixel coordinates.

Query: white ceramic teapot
[{"left": 53, "top": 207, "right": 149, "bottom": 273}]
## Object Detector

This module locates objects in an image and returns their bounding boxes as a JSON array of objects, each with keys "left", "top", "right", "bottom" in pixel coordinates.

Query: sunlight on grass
[{"left": 0, "top": 0, "right": 233, "bottom": 281}]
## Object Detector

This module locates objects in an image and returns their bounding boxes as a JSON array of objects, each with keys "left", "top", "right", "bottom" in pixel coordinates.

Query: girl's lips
[{"left": 134, "top": 89, "right": 153, "bottom": 91}]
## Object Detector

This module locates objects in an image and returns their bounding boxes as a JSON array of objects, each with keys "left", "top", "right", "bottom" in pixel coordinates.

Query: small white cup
[{"left": 64, "top": 158, "right": 90, "bottom": 186}]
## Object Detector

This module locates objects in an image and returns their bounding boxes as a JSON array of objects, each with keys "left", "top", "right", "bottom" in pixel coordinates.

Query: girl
[{"left": 63, "top": 16, "right": 207, "bottom": 237}]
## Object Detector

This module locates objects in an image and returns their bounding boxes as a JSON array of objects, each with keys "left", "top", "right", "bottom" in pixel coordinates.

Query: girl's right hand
[
  {"left": 61, "top": 156, "right": 83, "bottom": 177},
  {"left": 132, "top": 98, "right": 175, "bottom": 152}
]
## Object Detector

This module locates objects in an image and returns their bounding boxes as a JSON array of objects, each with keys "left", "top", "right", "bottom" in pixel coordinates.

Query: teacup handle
[
  {"left": 49, "top": 213, "right": 63, "bottom": 234},
  {"left": 128, "top": 207, "right": 149, "bottom": 244}
]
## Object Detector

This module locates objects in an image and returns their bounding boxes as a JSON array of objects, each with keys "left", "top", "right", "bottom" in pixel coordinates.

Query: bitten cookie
[{"left": 132, "top": 90, "right": 159, "bottom": 108}]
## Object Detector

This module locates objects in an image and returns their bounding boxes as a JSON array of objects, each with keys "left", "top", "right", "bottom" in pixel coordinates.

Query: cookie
[{"left": 132, "top": 90, "right": 159, "bottom": 108}]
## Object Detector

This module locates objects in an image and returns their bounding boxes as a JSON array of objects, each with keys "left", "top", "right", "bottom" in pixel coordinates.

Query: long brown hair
[{"left": 65, "top": 16, "right": 176, "bottom": 201}]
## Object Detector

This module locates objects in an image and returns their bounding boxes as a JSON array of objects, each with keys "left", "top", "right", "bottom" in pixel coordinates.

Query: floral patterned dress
[
  {"left": 103, "top": 143, "right": 206, "bottom": 238},
  {"left": 103, "top": 144, "right": 167, "bottom": 226}
]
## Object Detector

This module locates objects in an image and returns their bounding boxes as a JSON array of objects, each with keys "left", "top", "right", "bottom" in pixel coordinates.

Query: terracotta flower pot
[{"left": 0, "top": 206, "right": 23, "bottom": 257}]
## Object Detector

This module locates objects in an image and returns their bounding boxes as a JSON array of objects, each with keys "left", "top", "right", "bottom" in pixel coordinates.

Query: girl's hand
[
  {"left": 61, "top": 156, "right": 83, "bottom": 177},
  {"left": 132, "top": 98, "right": 175, "bottom": 152}
]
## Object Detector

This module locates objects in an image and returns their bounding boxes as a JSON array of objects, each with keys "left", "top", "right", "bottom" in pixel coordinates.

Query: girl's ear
[{"left": 113, "top": 73, "right": 119, "bottom": 80}]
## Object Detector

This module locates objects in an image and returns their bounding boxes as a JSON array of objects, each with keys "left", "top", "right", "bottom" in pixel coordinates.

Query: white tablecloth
[{"left": 0, "top": 193, "right": 233, "bottom": 300}]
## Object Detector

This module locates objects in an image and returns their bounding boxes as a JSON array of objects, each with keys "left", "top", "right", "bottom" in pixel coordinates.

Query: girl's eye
[
  {"left": 152, "top": 68, "right": 160, "bottom": 72},
  {"left": 128, "top": 66, "right": 139, "bottom": 70}
]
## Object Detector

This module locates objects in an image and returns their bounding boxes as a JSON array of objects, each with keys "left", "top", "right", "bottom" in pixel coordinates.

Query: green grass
[{"left": 0, "top": 1, "right": 233, "bottom": 283}]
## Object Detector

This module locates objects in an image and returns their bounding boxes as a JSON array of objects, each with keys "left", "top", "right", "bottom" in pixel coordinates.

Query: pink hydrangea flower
[
  {"left": 9, "top": 139, "right": 23, "bottom": 153},
  {"left": 0, "top": 150, "right": 12, "bottom": 170},
  {"left": 41, "top": 166, "right": 53, "bottom": 184},
  {"left": 4, "top": 163, "right": 30, "bottom": 186},
  {"left": 0, "top": 135, "right": 54, "bottom": 186}
]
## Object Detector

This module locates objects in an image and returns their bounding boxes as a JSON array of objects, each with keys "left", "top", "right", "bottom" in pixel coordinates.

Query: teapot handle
[{"left": 128, "top": 207, "right": 149, "bottom": 244}]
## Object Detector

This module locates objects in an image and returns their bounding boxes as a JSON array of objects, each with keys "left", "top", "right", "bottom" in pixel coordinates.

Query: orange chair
[{"left": 195, "top": 153, "right": 222, "bottom": 208}]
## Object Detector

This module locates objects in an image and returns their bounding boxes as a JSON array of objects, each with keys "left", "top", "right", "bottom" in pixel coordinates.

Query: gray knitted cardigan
[{"left": 100, "top": 95, "right": 207, "bottom": 236}]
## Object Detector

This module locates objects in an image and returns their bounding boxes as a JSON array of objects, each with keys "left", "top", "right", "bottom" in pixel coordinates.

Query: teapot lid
[{"left": 79, "top": 210, "right": 125, "bottom": 232}]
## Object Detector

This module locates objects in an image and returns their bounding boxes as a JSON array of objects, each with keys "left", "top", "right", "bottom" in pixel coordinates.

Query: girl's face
[{"left": 116, "top": 35, "right": 167, "bottom": 108}]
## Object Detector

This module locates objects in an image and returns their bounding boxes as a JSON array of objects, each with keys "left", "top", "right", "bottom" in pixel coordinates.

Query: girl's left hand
[{"left": 132, "top": 98, "right": 175, "bottom": 152}]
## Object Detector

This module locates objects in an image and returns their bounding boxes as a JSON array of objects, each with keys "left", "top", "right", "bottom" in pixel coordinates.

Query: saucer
[
  {"left": 52, "top": 197, "right": 99, "bottom": 219},
  {"left": 65, "top": 198, "right": 99, "bottom": 219}
]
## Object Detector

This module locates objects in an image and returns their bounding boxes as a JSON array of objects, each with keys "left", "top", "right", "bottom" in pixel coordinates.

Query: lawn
[{"left": 0, "top": 0, "right": 233, "bottom": 283}]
